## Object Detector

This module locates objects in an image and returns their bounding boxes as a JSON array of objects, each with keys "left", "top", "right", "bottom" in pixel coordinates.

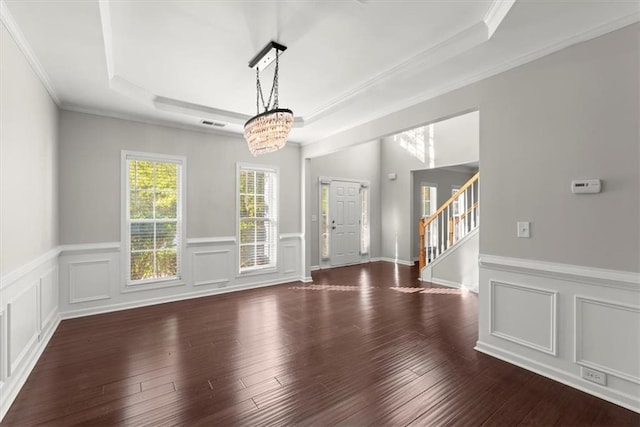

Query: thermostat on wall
[{"left": 571, "top": 179, "right": 601, "bottom": 194}]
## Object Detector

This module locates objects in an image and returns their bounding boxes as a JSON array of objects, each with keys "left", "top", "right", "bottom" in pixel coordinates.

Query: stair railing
[{"left": 419, "top": 172, "right": 479, "bottom": 271}]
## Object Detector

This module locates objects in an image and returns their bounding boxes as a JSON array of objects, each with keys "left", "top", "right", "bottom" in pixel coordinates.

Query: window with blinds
[
  {"left": 124, "top": 153, "right": 184, "bottom": 285},
  {"left": 238, "top": 165, "right": 278, "bottom": 273}
]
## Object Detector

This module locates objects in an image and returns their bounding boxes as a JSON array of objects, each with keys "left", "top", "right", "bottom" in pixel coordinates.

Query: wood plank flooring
[{"left": 3, "top": 262, "right": 638, "bottom": 426}]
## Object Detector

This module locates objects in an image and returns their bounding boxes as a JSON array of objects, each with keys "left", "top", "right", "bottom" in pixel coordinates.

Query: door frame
[{"left": 318, "top": 176, "right": 370, "bottom": 269}]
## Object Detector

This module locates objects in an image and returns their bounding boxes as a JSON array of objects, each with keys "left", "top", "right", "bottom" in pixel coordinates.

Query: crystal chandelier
[{"left": 244, "top": 42, "right": 293, "bottom": 156}]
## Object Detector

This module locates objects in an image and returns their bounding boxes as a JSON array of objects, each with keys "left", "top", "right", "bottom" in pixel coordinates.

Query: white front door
[{"left": 330, "top": 180, "right": 361, "bottom": 266}]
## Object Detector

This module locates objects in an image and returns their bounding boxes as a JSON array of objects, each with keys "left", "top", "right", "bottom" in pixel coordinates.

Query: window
[
  {"left": 320, "top": 183, "right": 330, "bottom": 259},
  {"left": 393, "top": 124, "right": 435, "bottom": 167},
  {"left": 421, "top": 184, "right": 437, "bottom": 218},
  {"left": 452, "top": 185, "right": 465, "bottom": 217},
  {"left": 360, "top": 186, "right": 370, "bottom": 255},
  {"left": 238, "top": 164, "right": 278, "bottom": 273},
  {"left": 123, "top": 152, "right": 184, "bottom": 286},
  {"left": 394, "top": 127, "right": 426, "bottom": 163}
]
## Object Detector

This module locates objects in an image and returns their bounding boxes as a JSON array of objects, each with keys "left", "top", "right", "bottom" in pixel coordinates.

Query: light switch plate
[
  {"left": 517, "top": 221, "right": 530, "bottom": 238},
  {"left": 311, "top": 214, "right": 317, "bottom": 222}
]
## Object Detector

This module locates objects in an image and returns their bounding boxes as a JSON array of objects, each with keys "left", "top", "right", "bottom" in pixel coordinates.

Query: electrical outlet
[{"left": 581, "top": 367, "right": 607, "bottom": 386}]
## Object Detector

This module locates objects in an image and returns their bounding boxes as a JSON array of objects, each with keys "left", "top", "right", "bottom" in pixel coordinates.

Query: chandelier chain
[{"left": 255, "top": 50, "right": 280, "bottom": 114}]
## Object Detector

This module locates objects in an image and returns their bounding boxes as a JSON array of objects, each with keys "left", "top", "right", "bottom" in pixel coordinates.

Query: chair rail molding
[{"left": 479, "top": 254, "right": 640, "bottom": 291}]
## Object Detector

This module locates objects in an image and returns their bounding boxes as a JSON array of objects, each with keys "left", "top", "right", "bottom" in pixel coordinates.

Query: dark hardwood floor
[{"left": 3, "top": 262, "right": 638, "bottom": 426}]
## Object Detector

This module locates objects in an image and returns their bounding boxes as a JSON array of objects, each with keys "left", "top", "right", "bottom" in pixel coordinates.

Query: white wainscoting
[
  {"left": 490, "top": 281, "right": 557, "bottom": 356},
  {"left": 0, "top": 233, "right": 307, "bottom": 421},
  {"left": 476, "top": 254, "right": 640, "bottom": 413},
  {"left": 69, "top": 260, "right": 111, "bottom": 303},
  {"left": 58, "top": 234, "right": 304, "bottom": 319},
  {"left": 192, "top": 249, "right": 231, "bottom": 287},
  {"left": 0, "top": 248, "right": 60, "bottom": 421},
  {"left": 575, "top": 296, "right": 640, "bottom": 385}
]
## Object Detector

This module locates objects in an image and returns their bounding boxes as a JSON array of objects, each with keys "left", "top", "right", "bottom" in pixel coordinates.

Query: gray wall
[
  {"left": 380, "top": 136, "right": 479, "bottom": 264},
  {"left": 433, "top": 111, "right": 479, "bottom": 168},
  {"left": 308, "top": 140, "right": 381, "bottom": 266},
  {"left": 411, "top": 167, "right": 477, "bottom": 259},
  {"left": 0, "top": 23, "right": 59, "bottom": 274},
  {"left": 380, "top": 136, "right": 429, "bottom": 264},
  {"left": 58, "top": 111, "right": 301, "bottom": 244},
  {"left": 308, "top": 23, "right": 639, "bottom": 273}
]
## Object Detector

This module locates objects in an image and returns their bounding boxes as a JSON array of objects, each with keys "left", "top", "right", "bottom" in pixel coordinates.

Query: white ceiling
[{"left": 2, "top": 0, "right": 638, "bottom": 144}]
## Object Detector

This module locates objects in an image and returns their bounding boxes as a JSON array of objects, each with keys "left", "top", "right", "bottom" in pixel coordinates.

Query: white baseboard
[
  {"left": 372, "top": 257, "right": 415, "bottom": 267},
  {"left": 430, "top": 277, "right": 479, "bottom": 292},
  {"left": 475, "top": 340, "right": 640, "bottom": 413},
  {"left": 0, "top": 315, "right": 61, "bottom": 421},
  {"left": 60, "top": 276, "right": 302, "bottom": 320},
  {"left": 310, "top": 265, "right": 320, "bottom": 271},
  {"left": 430, "top": 277, "right": 461, "bottom": 289}
]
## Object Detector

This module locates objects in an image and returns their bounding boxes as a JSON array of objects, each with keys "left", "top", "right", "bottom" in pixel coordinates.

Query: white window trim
[
  {"left": 120, "top": 150, "right": 187, "bottom": 292},
  {"left": 236, "top": 163, "right": 279, "bottom": 276}
]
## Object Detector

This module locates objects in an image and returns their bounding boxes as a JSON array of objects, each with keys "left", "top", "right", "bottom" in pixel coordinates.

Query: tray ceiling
[{"left": 1, "top": 0, "right": 637, "bottom": 143}]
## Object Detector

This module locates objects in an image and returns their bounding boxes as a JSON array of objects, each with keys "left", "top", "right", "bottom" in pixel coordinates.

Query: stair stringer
[{"left": 420, "top": 227, "right": 479, "bottom": 291}]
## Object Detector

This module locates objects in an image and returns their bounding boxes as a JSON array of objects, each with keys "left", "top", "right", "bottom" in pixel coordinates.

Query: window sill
[{"left": 122, "top": 278, "right": 186, "bottom": 293}]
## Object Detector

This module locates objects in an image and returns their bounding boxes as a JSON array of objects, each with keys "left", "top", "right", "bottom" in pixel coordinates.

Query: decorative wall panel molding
[
  {"left": 69, "top": 260, "right": 111, "bottom": 304},
  {"left": 7, "top": 284, "right": 39, "bottom": 376},
  {"left": 39, "top": 267, "right": 58, "bottom": 331},
  {"left": 192, "top": 250, "right": 231, "bottom": 287},
  {"left": 0, "top": 310, "right": 5, "bottom": 383},
  {"left": 490, "top": 280, "right": 558, "bottom": 356},
  {"left": 279, "top": 233, "right": 303, "bottom": 240},
  {"left": 60, "top": 242, "right": 120, "bottom": 254},
  {"left": 479, "top": 256, "right": 640, "bottom": 413},
  {"left": 283, "top": 244, "right": 297, "bottom": 274},
  {"left": 186, "top": 236, "right": 236, "bottom": 246},
  {"left": 0, "top": 247, "right": 61, "bottom": 422},
  {"left": 575, "top": 296, "right": 640, "bottom": 384}
]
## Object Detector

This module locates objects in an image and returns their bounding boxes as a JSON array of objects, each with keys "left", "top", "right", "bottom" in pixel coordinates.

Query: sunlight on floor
[{"left": 288, "top": 285, "right": 377, "bottom": 292}]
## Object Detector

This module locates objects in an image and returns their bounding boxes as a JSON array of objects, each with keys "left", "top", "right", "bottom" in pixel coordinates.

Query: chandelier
[{"left": 244, "top": 41, "right": 294, "bottom": 156}]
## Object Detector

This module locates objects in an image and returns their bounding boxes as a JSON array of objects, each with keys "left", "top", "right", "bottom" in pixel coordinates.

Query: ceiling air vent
[{"left": 201, "top": 120, "right": 225, "bottom": 127}]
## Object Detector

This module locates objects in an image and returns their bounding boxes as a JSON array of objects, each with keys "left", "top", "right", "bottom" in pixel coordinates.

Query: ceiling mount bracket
[{"left": 248, "top": 41, "right": 287, "bottom": 71}]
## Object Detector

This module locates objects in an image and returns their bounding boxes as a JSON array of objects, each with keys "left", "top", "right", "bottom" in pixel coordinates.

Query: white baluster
[
  {"left": 466, "top": 187, "right": 470, "bottom": 234},
  {"left": 471, "top": 181, "right": 476, "bottom": 229},
  {"left": 439, "top": 212, "right": 444, "bottom": 255},
  {"left": 430, "top": 218, "right": 434, "bottom": 261},
  {"left": 446, "top": 205, "right": 451, "bottom": 249}
]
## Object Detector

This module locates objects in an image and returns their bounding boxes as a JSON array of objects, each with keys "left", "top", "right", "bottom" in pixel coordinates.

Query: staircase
[{"left": 419, "top": 172, "right": 479, "bottom": 283}]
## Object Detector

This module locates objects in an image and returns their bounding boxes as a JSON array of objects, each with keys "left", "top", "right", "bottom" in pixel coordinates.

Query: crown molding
[
  {"left": 153, "top": 96, "right": 251, "bottom": 125},
  {"left": 97, "top": 0, "right": 114, "bottom": 79},
  {"left": 60, "top": 103, "right": 243, "bottom": 139},
  {"left": 0, "top": 0, "right": 60, "bottom": 105},
  {"left": 484, "top": 0, "right": 516, "bottom": 39},
  {"left": 303, "top": 12, "right": 640, "bottom": 147},
  {"left": 303, "top": 20, "right": 489, "bottom": 126}
]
